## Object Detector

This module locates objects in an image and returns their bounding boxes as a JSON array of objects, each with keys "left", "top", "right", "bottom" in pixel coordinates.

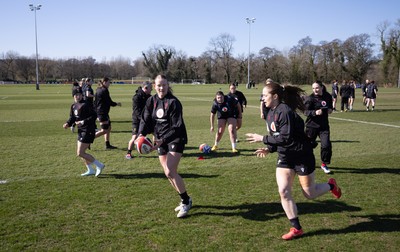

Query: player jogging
[
  {"left": 63, "top": 88, "right": 105, "bottom": 177},
  {"left": 94, "top": 77, "right": 121, "bottom": 150},
  {"left": 304, "top": 81, "right": 333, "bottom": 174},
  {"left": 137, "top": 75, "right": 192, "bottom": 218},
  {"left": 246, "top": 81, "right": 342, "bottom": 240}
]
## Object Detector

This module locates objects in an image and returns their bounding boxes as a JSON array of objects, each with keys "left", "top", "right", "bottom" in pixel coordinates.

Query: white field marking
[
  {"left": 0, "top": 180, "right": 8, "bottom": 184},
  {"left": 329, "top": 116, "right": 400, "bottom": 128},
  {"left": 1, "top": 119, "right": 42, "bottom": 123},
  {"left": 1, "top": 96, "right": 8, "bottom": 99},
  {"left": 183, "top": 96, "right": 400, "bottom": 129}
]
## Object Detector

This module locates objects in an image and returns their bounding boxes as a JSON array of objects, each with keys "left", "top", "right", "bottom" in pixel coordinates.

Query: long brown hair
[{"left": 265, "top": 81, "right": 306, "bottom": 112}]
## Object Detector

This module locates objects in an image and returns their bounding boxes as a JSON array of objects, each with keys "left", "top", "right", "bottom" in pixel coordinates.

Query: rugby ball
[
  {"left": 136, "top": 136, "right": 153, "bottom": 155},
  {"left": 199, "top": 143, "right": 211, "bottom": 154}
]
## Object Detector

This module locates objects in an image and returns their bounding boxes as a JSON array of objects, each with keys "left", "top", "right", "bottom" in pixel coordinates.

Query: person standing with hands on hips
[
  {"left": 246, "top": 81, "right": 341, "bottom": 240},
  {"left": 63, "top": 88, "right": 105, "bottom": 177},
  {"left": 137, "top": 75, "right": 192, "bottom": 218},
  {"left": 304, "top": 81, "right": 333, "bottom": 174},
  {"left": 94, "top": 77, "right": 121, "bottom": 150}
]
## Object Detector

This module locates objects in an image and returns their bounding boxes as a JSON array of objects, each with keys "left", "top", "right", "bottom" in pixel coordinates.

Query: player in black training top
[
  {"left": 63, "top": 88, "right": 105, "bottom": 177},
  {"left": 137, "top": 75, "right": 191, "bottom": 218},
  {"left": 246, "top": 80, "right": 341, "bottom": 240},
  {"left": 228, "top": 83, "right": 247, "bottom": 134},
  {"left": 126, "top": 81, "right": 153, "bottom": 159},
  {"left": 304, "top": 81, "right": 333, "bottom": 174},
  {"left": 210, "top": 91, "right": 242, "bottom": 153},
  {"left": 94, "top": 77, "right": 121, "bottom": 150}
]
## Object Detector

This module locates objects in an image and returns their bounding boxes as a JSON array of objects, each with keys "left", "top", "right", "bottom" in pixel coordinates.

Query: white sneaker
[
  {"left": 81, "top": 169, "right": 95, "bottom": 176},
  {"left": 95, "top": 163, "right": 105, "bottom": 177},
  {"left": 321, "top": 164, "right": 331, "bottom": 174},
  {"left": 175, "top": 198, "right": 192, "bottom": 218}
]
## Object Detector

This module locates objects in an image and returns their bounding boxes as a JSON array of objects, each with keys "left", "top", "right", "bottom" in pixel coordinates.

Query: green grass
[{"left": 1, "top": 84, "right": 400, "bottom": 251}]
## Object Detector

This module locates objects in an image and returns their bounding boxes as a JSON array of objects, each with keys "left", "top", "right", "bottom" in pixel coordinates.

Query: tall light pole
[
  {"left": 245, "top": 17, "right": 256, "bottom": 89},
  {"left": 29, "top": 4, "right": 42, "bottom": 90}
]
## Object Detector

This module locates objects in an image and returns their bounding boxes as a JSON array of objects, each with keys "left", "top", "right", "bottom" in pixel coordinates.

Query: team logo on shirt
[
  {"left": 321, "top": 101, "right": 327, "bottom": 107},
  {"left": 156, "top": 108, "right": 164, "bottom": 118},
  {"left": 222, "top": 106, "right": 228, "bottom": 112},
  {"left": 74, "top": 109, "right": 79, "bottom": 116},
  {"left": 270, "top": 122, "right": 276, "bottom": 132}
]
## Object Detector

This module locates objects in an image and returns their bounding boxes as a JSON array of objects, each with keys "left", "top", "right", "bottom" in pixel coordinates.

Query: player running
[
  {"left": 137, "top": 75, "right": 192, "bottom": 218},
  {"left": 63, "top": 88, "right": 105, "bottom": 177},
  {"left": 246, "top": 81, "right": 341, "bottom": 240}
]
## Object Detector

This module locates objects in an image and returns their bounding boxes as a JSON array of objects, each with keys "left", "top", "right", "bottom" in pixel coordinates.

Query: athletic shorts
[
  {"left": 157, "top": 138, "right": 185, "bottom": 155},
  {"left": 97, "top": 114, "right": 110, "bottom": 122},
  {"left": 78, "top": 130, "right": 95, "bottom": 144},
  {"left": 276, "top": 152, "right": 316, "bottom": 176},
  {"left": 132, "top": 121, "right": 139, "bottom": 135}
]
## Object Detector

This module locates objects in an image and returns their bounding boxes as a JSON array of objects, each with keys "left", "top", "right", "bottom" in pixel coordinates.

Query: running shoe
[
  {"left": 81, "top": 169, "right": 95, "bottom": 176},
  {"left": 211, "top": 145, "right": 218, "bottom": 151},
  {"left": 321, "top": 163, "right": 331, "bottom": 174},
  {"left": 175, "top": 198, "right": 192, "bottom": 218},
  {"left": 95, "top": 163, "right": 105, "bottom": 177},
  {"left": 328, "top": 178, "right": 342, "bottom": 199},
  {"left": 232, "top": 148, "right": 239, "bottom": 153},
  {"left": 125, "top": 153, "right": 133, "bottom": 160},
  {"left": 281, "top": 227, "right": 304, "bottom": 240}
]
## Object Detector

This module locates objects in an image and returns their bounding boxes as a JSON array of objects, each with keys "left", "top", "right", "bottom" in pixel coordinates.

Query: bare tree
[
  {"left": 342, "top": 34, "right": 375, "bottom": 83},
  {"left": 142, "top": 45, "right": 175, "bottom": 78},
  {"left": 209, "top": 33, "right": 236, "bottom": 84}
]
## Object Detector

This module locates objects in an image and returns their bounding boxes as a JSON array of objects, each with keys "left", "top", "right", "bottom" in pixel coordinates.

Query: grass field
[{"left": 1, "top": 83, "right": 399, "bottom": 251}]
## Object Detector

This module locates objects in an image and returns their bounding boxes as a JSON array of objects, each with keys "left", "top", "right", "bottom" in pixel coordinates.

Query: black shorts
[
  {"left": 157, "top": 138, "right": 185, "bottom": 155},
  {"left": 132, "top": 121, "right": 139, "bottom": 135},
  {"left": 78, "top": 130, "right": 95, "bottom": 144},
  {"left": 97, "top": 114, "right": 110, "bottom": 122},
  {"left": 276, "top": 152, "right": 316, "bottom": 176}
]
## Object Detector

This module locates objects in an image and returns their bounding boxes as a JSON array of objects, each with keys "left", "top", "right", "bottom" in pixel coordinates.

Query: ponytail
[{"left": 265, "top": 81, "right": 306, "bottom": 112}]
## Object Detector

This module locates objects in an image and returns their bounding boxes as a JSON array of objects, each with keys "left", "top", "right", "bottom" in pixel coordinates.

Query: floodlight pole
[
  {"left": 246, "top": 17, "right": 256, "bottom": 89},
  {"left": 29, "top": 4, "right": 42, "bottom": 90}
]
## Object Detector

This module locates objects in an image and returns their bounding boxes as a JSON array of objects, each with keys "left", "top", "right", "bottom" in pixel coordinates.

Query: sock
[
  {"left": 127, "top": 150, "right": 132, "bottom": 154},
  {"left": 106, "top": 141, "right": 111, "bottom": 147},
  {"left": 214, "top": 141, "right": 219, "bottom": 146},
  {"left": 232, "top": 142, "right": 236, "bottom": 149},
  {"left": 289, "top": 217, "right": 302, "bottom": 230},
  {"left": 179, "top": 191, "right": 190, "bottom": 205},
  {"left": 92, "top": 160, "right": 104, "bottom": 168}
]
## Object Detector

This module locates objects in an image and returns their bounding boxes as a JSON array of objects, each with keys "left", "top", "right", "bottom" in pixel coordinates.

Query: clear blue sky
[{"left": 2, "top": 0, "right": 399, "bottom": 62}]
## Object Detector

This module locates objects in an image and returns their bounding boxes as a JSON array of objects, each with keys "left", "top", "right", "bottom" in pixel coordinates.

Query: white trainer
[
  {"left": 321, "top": 164, "right": 331, "bottom": 174},
  {"left": 81, "top": 169, "right": 95, "bottom": 176},
  {"left": 175, "top": 198, "right": 192, "bottom": 218},
  {"left": 95, "top": 163, "right": 105, "bottom": 177}
]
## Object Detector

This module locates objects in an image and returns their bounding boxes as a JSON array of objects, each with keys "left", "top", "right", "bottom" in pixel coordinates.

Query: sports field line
[
  {"left": 329, "top": 116, "right": 400, "bottom": 128},
  {"left": 184, "top": 96, "right": 400, "bottom": 129}
]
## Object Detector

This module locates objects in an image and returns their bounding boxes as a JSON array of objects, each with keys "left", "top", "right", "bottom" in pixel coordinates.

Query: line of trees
[{"left": 1, "top": 20, "right": 399, "bottom": 87}]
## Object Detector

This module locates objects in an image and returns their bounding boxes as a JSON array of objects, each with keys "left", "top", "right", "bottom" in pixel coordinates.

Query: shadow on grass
[
  {"left": 192, "top": 200, "right": 361, "bottom": 222},
  {"left": 330, "top": 140, "right": 359, "bottom": 143},
  {"left": 306, "top": 214, "right": 400, "bottom": 236},
  {"left": 331, "top": 167, "right": 400, "bottom": 175},
  {"left": 101, "top": 172, "right": 219, "bottom": 180}
]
